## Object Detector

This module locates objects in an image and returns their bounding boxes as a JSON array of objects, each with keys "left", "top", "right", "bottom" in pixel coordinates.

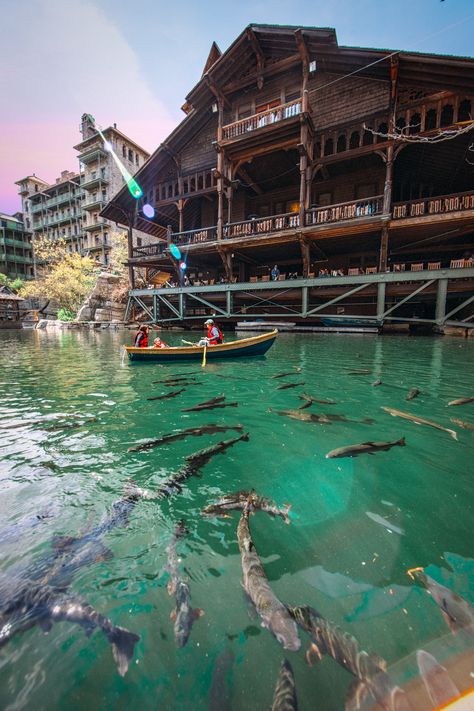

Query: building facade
[
  {"left": 102, "top": 24, "right": 474, "bottom": 328},
  {"left": 0, "top": 212, "right": 34, "bottom": 280}
]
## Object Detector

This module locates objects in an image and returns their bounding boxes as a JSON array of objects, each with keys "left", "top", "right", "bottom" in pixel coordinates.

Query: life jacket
[
  {"left": 207, "top": 324, "right": 223, "bottom": 345},
  {"left": 134, "top": 331, "right": 148, "bottom": 348}
]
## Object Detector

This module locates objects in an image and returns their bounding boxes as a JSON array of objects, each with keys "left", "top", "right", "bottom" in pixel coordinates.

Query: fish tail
[
  {"left": 398, "top": 437, "right": 406, "bottom": 446},
  {"left": 448, "top": 429, "right": 458, "bottom": 441},
  {"left": 241, "top": 433, "right": 250, "bottom": 442},
  {"left": 108, "top": 625, "right": 140, "bottom": 677}
]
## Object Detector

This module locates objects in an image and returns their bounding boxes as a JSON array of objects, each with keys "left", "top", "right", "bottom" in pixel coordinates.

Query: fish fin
[
  {"left": 193, "top": 608, "right": 205, "bottom": 619},
  {"left": 38, "top": 618, "right": 53, "bottom": 632},
  {"left": 108, "top": 626, "right": 140, "bottom": 677},
  {"left": 241, "top": 433, "right": 249, "bottom": 442},
  {"left": 306, "top": 642, "right": 324, "bottom": 666},
  {"left": 448, "top": 429, "right": 458, "bottom": 441},
  {"left": 51, "top": 535, "right": 78, "bottom": 551},
  {"left": 398, "top": 437, "right": 406, "bottom": 446},
  {"left": 170, "top": 610, "right": 177, "bottom": 621},
  {"left": 361, "top": 441, "right": 376, "bottom": 446},
  {"left": 345, "top": 678, "right": 370, "bottom": 711}
]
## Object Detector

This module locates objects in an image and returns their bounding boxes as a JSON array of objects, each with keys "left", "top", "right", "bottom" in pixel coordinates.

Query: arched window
[
  {"left": 336, "top": 134, "right": 347, "bottom": 153},
  {"left": 425, "top": 109, "right": 436, "bottom": 130},
  {"left": 396, "top": 116, "right": 406, "bottom": 133},
  {"left": 363, "top": 129, "right": 373, "bottom": 146},
  {"left": 349, "top": 131, "right": 360, "bottom": 149},
  {"left": 377, "top": 123, "right": 388, "bottom": 143},
  {"left": 409, "top": 113, "right": 421, "bottom": 135},
  {"left": 458, "top": 99, "right": 471, "bottom": 122},
  {"left": 324, "top": 138, "right": 334, "bottom": 156},
  {"left": 315, "top": 141, "right": 322, "bottom": 158},
  {"left": 440, "top": 104, "right": 454, "bottom": 127}
]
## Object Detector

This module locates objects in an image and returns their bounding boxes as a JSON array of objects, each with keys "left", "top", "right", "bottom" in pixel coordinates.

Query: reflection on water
[{"left": 0, "top": 329, "right": 473, "bottom": 710}]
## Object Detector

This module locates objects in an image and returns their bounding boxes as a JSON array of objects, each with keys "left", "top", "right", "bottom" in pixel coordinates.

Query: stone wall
[{"left": 75, "top": 271, "right": 126, "bottom": 322}]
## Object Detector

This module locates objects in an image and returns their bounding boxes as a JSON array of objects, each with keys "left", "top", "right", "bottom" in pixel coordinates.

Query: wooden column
[
  {"left": 177, "top": 199, "right": 184, "bottom": 233},
  {"left": 299, "top": 237, "right": 311, "bottom": 278},
  {"left": 218, "top": 248, "right": 233, "bottom": 282},
  {"left": 216, "top": 101, "right": 224, "bottom": 240},
  {"left": 378, "top": 225, "right": 389, "bottom": 273},
  {"left": 127, "top": 208, "right": 135, "bottom": 289}
]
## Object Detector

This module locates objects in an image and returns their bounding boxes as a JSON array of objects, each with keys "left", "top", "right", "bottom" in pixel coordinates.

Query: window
[
  {"left": 34, "top": 185, "right": 38, "bottom": 192},
  {"left": 458, "top": 99, "right": 471, "bottom": 122},
  {"left": 349, "top": 131, "right": 360, "bottom": 149},
  {"left": 336, "top": 134, "right": 346, "bottom": 153},
  {"left": 101, "top": 167, "right": 106, "bottom": 178},
  {"left": 136, "top": 154, "right": 139, "bottom": 165},
  {"left": 104, "top": 232, "right": 108, "bottom": 244},
  {"left": 91, "top": 171, "right": 96, "bottom": 180},
  {"left": 128, "top": 149, "right": 133, "bottom": 162},
  {"left": 137, "top": 237, "right": 142, "bottom": 247},
  {"left": 317, "top": 193, "right": 332, "bottom": 206},
  {"left": 122, "top": 145, "right": 126, "bottom": 157},
  {"left": 425, "top": 108, "right": 437, "bottom": 130},
  {"left": 440, "top": 104, "right": 454, "bottom": 127},
  {"left": 237, "top": 103, "right": 252, "bottom": 120}
]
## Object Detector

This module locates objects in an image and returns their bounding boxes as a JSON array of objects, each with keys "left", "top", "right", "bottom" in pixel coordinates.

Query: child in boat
[{"left": 152, "top": 336, "right": 169, "bottom": 348}]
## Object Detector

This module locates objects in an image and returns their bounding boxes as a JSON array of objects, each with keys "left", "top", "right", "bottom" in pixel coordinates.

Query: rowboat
[{"left": 125, "top": 329, "right": 278, "bottom": 362}]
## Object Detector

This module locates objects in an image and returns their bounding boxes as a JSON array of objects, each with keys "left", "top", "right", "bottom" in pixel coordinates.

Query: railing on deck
[
  {"left": 172, "top": 226, "right": 218, "bottom": 246},
  {"left": 222, "top": 99, "right": 302, "bottom": 141},
  {"left": 133, "top": 242, "right": 167, "bottom": 258},
  {"left": 393, "top": 191, "right": 474, "bottom": 219},
  {"left": 305, "top": 196, "right": 384, "bottom": 226},
  {"left": 224, "top": 212, "right": 300, "bottom": 238}
]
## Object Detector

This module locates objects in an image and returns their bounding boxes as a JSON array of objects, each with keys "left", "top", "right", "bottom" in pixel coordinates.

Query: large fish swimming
[
  {"left": 182, "top": 401, "right": 238, "bottom": 412},
  {"left": 407, "top": 567, "right": 474, "bottom": 636},
  {"left": 127, "top": 424, "right": 243, "bottom": 452},
  {"left": 326, "top": 438, "right": 405, "bottom": 459},
  {"left": 237, "top": 499, "right": 300, "bottom": 651},
  {"left": 147, "top": 388, "right": 186, "bottom": 401},
  {"left": 405, "top": 388, "right": 420, "bottom": 401},
  {"left": 447, "top": 397, "right": 474, "bottom": 406},
  {"left": 450, "top": 417, "right": 474, "bottom": 431},
  {"left": 271, "top": 369, "right": 302, "bottom": 379},
  {"left": 271, "top": 659, "right": 298, "bottom": 711},
  {"left": 202, "top": 489, "right": 291, "bottom": 524},
  {"left": 299, "top": 393, "right": 337, "bottom": 405},
  {"left": 382, "top": 407, "right": 458, "bottom": 440},
  {"left": 163, "top": 523, "right": 204, "bottom": 647},
  {"left": 276, "top": 382, "right": 305, "bottom": 391},
  {"left": 287, "top": 606, "right": 409, "bottom": 711},
  {"left": 0, "top": 489, "right": 144, "bottom": 675}
]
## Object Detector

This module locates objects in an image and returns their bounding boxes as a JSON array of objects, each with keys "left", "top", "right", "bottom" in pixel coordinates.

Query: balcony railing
[
  {"left": 133, "top": 242, "right": 167, "bottom": 258},
  {"left": 222, "top": 99, "right": 302, "bottom": 141},
  {"left": 224, "top": 212, "right": 300, "bottom": 239},
  {"left": 172, "top": 225, "right": 218, "bottom": 246},
  {"left": 305, "top": 196, "right": 384, "bottom": 226},
  {"left": 392, "top": 190, "right": 474, "bottom": 219}
]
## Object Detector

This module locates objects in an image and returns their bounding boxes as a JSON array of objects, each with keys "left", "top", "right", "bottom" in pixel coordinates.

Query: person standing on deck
[
  {"left": 271, "top": 264, "right": 280, "bottom": 281},
  {"left": 134, "top": 325, "right": 150, "bottom": 348}
]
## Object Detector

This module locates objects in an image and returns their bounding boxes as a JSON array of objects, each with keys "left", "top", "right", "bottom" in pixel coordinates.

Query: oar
[
  {"left": 182, "top": 339, "right": 196, "bottom": 346},
  {"left": 202, "top": 344, "right": 207, "bottom": 368}
]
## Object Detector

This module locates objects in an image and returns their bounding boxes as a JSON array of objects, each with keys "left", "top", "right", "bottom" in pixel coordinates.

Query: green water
[{"left": 0, "top": 329, "right": 473, "bottom": 710}]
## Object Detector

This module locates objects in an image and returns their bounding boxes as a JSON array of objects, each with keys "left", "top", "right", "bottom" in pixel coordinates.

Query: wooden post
[
  {"left": 127, "top": 209, "right": 135, "bottom": 289},
  {"left": 217, "top": 101, "right": 224, "bottom": 240},
  {"left": 382, "top": 144, "right": 394, "bottom": 216},
  {"left": 177, "top": 199, "right": 184, "bottom": 233},
  {"left": 378, "top": 225, "right": 389, "bottom": 273},
  {"left": 299, "top": 238, "right": 310, "bottom": 278}
]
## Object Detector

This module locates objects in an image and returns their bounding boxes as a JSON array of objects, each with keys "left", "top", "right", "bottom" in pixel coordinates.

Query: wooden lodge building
[{"left": 102, "top": 24, "right": 474, "bottom": 330}]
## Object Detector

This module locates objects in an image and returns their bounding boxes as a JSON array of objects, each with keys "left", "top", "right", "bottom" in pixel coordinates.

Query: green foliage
[
  {"left": 0, "top": 273, "right": 24, "bottom": 292},
  {"left": 57, "top": 308, "right": 76, "bottom": 321}
]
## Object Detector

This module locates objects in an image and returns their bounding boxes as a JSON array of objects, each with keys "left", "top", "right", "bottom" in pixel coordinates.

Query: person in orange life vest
[
  {"left": 134, "top": 325, "right": 149, "bottom": 348},
  {"left": 152, "top": 336, "right": 169, "bottom": 349},
  {"left": 198, "top": 319, "right": 223, "bottom": 346}
]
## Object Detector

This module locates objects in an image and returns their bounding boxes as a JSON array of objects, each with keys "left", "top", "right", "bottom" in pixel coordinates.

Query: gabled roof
[
  {"left": 202, "top": 41, "right": 222, "bottom": 76},
  {"left": 0, "top": 286, "right": 24, "bottom": 301}
]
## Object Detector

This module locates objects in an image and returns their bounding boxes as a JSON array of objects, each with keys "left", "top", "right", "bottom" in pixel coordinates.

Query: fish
[
  {"left": 297, "top": 400, "right": 313, "bottom": 410},
  {"left": 202, "top": 489, "right": 292, "bottom": 524},
  {"left": 237, "top": 499, "right": 300, "bottom": 651},
  {"left": 0, "top": 488, "right": 144, "bottom": 675},
  {"left": 371, "top": 380, "right": 382, "bottom": 387},
  {"left": 181, "top": 394, "right": 225, "bottom": 411},
  {"left": 287, "top": 606, "right": 406, "bottom": 711},
  {"left": 382, "top": 407, "right": 458, "bottom": 441},
  {"left": 271, "top": 659, "right": 298, "bottom": 711},
  {"left": 163, "top": 380, "right": 200, "bottom": 387},
  {"left": 147, "top": 388, "right": 186, "bottom": 401},
  {"left": 43, "top": 417, "right": 98, "bottom": 431},
  {"left": 1, "top": 510, "right": 55, "bottom": 544},
  {"left": 182, "top": 402, "right": 239, "bottom": 413},
  {"left": 450, "top": 417, "right": 474, "bottom": 431},
  {"left": 276, "top": 409, "right": 332, "bottom": 424},
  {"left": 152, "top": 375, "right": 199, "bottom": 384},
  {"left": 407, "top": 567, "right": 474, "bottom": 635},
  {"left": 447, "top": 397, "right": 474, "bottom": 406},
  {"left": 276, "top": 382, "right": 305, "bottom": 390},
  {"left": 416, "top": 649, "right": 460, "bottom": 707},
  {"left": 155, "top": 433, "right": 249, "bottom": 498},
  {"left": 271, "top": 368, "right": 302, "bottom": 379},
  {"left": 163, "top": 523, "right": 204, "bottom": 647},
  {"left": 365, "top": 512, "right": 405, "bottom": 536},
  {"left": 405, "top": 388, "right": 420, "bottom": 401},
  {"left": 208, "top": 646, "right": 235, "bottom": 711},
  {"left": 127, "top": 424, "right": 244, "bottom": 452},
  {"left": 299, "top": 393, "right": 337, "bottom": 405},
  {"left": 326, "top": 437, "right": 405, "bottom": 458}
]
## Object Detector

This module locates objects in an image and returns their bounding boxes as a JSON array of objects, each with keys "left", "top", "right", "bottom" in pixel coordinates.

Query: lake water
[{"left": 0, "top": 329, "right": 473, "bottom": 710}]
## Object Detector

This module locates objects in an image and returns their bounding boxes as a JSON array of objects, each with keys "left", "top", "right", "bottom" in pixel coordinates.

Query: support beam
[
  {"left": 133, "top": 296, "right": 154, "bottom": 321},
  {"left": 378, "top": 225, "right": 389, "bottom": 272},
  {"left": 381, "top": 280, "right": 436, "bottom": 318},
  {"left": 179, "top": 292, "right": 185, "bottom": 319},
  {"left": 444, "top": 294, "right": 474, "bottom": 321},
  {"left": 435, "top": 278, "right": 448, "bottom": 324},
  {"left": 187, "top": 291, "right": 228, "bottom": 317},
  {"left": 299, "top": 238, "right": 311, "bottom": 278},
  {"left": 377, "top": 282, "right": 386, "bottom": 320},
  {"left": 302, "top": 286, "right": 308, "bottom": 317},
  {"left": 157, "top": 294, "right": 180, "bottom": 318},
  {"left": 236, "top": 165, "right": 262, "bottom": 195},
  {"left": 306, "top": 283, "right": 370, "bottom": 316},
  {"left": 218, "top": 249, "right": 233, "bottom": 281},
  {"left": 246, "top": 27, "right": 265, "bottom": 86},
  {"left": 226, "top": 289, "right": 232, "bottom": 316}
]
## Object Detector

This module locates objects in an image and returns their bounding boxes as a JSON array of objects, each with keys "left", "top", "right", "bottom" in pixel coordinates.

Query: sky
[{"left": 1, "top": 0, "right": 473, "bottom": 214}]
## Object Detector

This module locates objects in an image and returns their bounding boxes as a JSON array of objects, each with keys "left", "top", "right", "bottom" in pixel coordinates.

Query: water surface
[{"left": 0, "top": 329, "right": 473, "bottom": 710}]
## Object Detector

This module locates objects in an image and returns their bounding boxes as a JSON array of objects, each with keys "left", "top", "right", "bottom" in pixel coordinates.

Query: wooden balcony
[
  {"left": 221, "top": 99, "right": 302, "bottom": 144},
  {"left": 224, "top": 212, "right": 300, "bottom": 238},
  {"left": 305, "top": 196, "right": 384, "bottom": 226},
  {"left": 393, "top": 190, "right": 474, "bottom": 220}
]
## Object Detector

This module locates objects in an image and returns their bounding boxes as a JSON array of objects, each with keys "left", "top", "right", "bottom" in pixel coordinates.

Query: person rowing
[
  {"left": 134, "top": 325, "right": 150, "bottom": 348},
  {"left": 197, "top": 319, "right": 223, "bottom": 347}
]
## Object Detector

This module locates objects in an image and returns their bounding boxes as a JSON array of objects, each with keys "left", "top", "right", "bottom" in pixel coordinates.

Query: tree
[
  {"left": 108, "top": 230, "right": 128, "bottom": 277},
  {"left": 0, "top": 273, "right": 24, "bottom": 292},
  {"left": 19, "top": 237, "right": 96, "bottom": 314}
]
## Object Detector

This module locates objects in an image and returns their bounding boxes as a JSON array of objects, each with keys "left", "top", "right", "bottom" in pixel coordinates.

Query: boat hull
[{"left": 125, "top": 329, "right": 278, "bottom": 362}]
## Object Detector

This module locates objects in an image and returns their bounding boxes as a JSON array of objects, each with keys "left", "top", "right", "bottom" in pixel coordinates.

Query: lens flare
[
  {"left": 170, "top": 243, "right": 181, "bottom": 260},
  {"left": 143, "top": 203, "right": 155, "bottom": 219},
  {"left": 179, "top": 261, "right": 187, "bottom": 271},
  {"left": 96, "top": 126, "right": 143, "bottom": 200}
]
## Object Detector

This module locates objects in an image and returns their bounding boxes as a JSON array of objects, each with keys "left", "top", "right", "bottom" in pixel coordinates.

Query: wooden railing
[
  {"left": 156, "top": 168, "right": 217, "bottom": 203},
  {"left": 392, "top": 191, "right": 474, "bottom": 219},
  {"left": 305, "top": 196, "right": 384, "bottom": 226},
  {"left": 222, "top": 99, "right": 302, "bottom": 141},
  {"left": 133, "top": 242, "right": 167, "bottom": 258},
  {"left": 172, "top": 225, "right": 218, "bottom": 246},
  {"left": 224, "top": 212, "right": 300, "bottom": 238}
]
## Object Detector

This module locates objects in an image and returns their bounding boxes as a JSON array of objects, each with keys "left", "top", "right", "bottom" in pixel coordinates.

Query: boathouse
[{"left": 102, "top": 24, "right": 474, "bottom": 331}]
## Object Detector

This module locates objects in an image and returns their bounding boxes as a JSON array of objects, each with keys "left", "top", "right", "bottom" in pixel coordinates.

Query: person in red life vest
[
  {"left": 134, "top": 325, "right": 150, "bottom": 348},
  {"left": 198, "top": 318, "right": 223, "bottom": 346},
  {"left": 152, "top": 336, "right": 169, "bottom": 349}
]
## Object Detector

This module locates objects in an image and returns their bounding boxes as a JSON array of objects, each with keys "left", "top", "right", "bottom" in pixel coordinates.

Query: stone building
[
  {"left": 0, "top": 212, "right": 34, "bottom": 279},
  {"left": 74, "top": 113, "right": 151, "bottom": 265}
]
